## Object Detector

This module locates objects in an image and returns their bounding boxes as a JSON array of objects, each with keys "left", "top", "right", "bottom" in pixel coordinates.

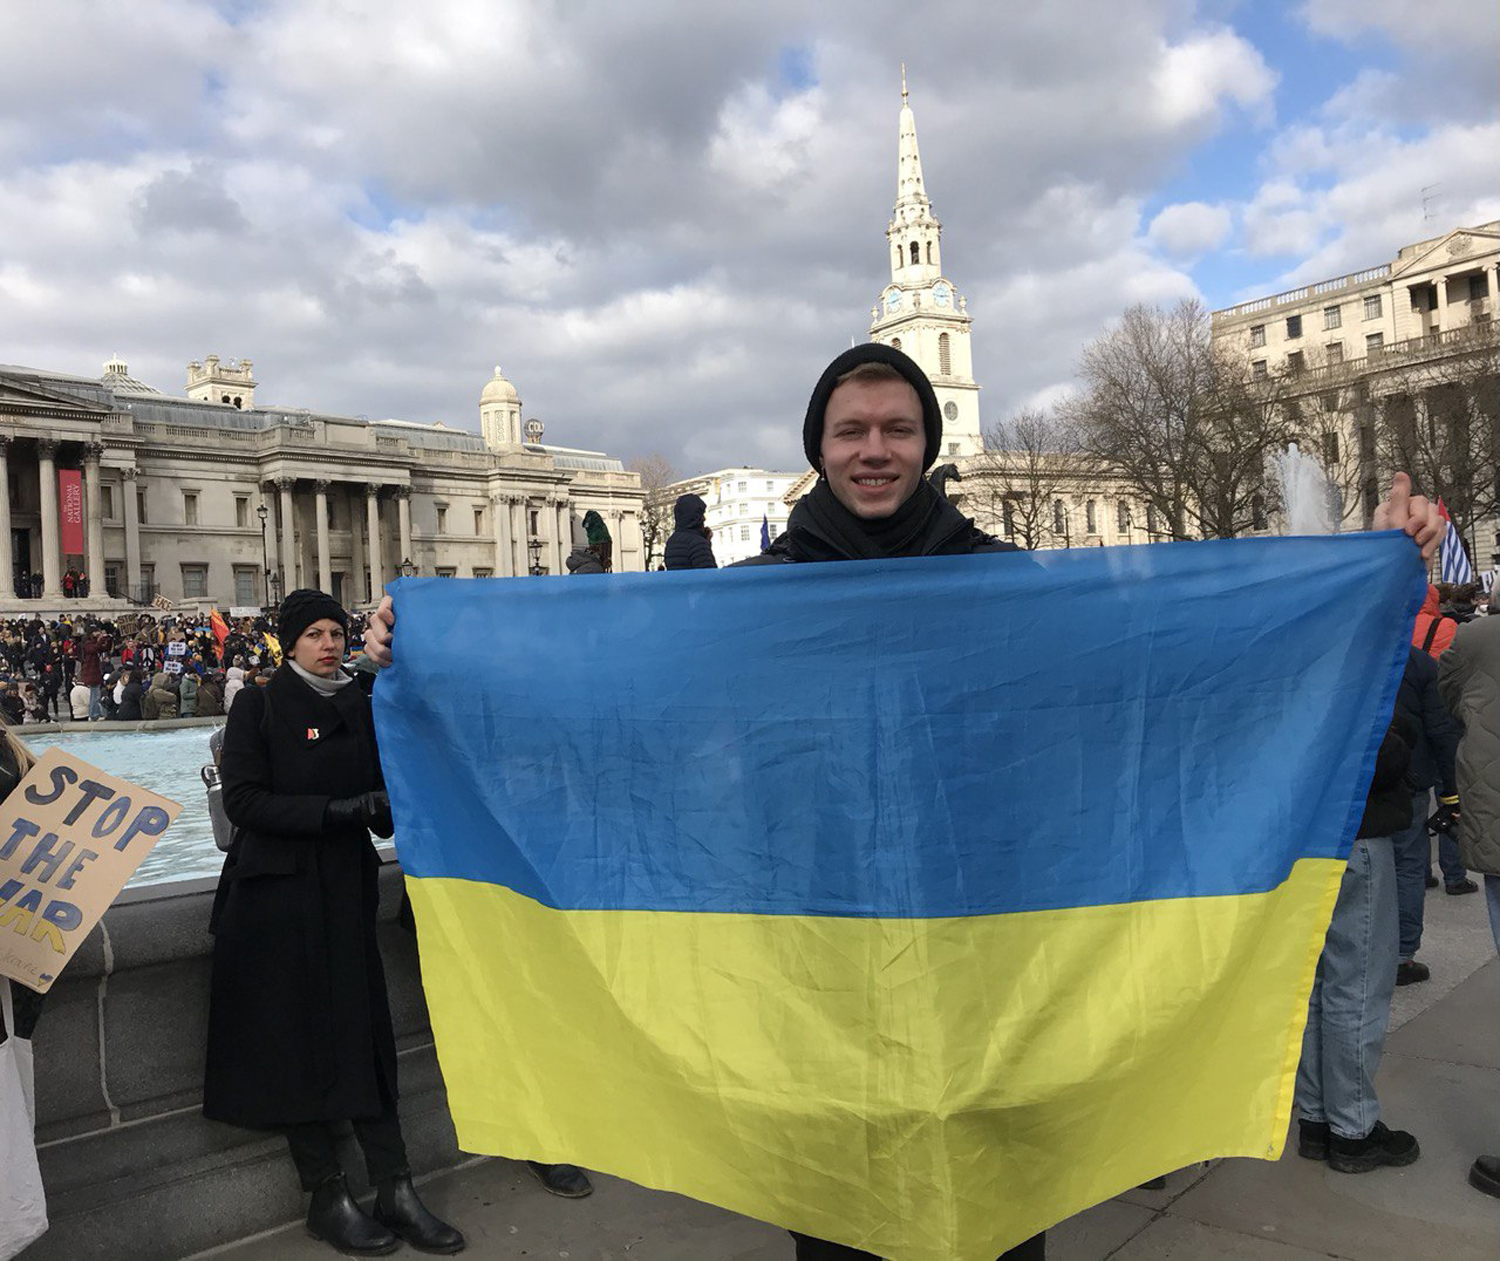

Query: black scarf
[{"left": 778, "top": 477, "right": 979, "bottom": 562}]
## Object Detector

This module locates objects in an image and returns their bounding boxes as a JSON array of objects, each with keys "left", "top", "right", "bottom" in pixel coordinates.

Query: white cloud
[
  {"left": 1149, "top": 30, "right": 1277, "bottom": 129},
  {"left": 1148, "top": 201, "right": 1232, "bottom": 255}
]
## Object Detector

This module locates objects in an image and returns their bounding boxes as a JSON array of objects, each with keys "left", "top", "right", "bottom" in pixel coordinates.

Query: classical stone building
[
  {"left": 0, "top": 356, "right": 644, "bottom": 613},
  {"left": 1211, "top": 221, "right": 1499, "bottom": 565}
]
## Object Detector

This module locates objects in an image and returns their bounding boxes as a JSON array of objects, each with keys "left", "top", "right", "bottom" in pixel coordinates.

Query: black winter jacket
[
  {"left": 1357, "top": 658, "right": 1423, "bottom": 839},
  {"left": 665, "top": 494, "right": 718, "bottom": 570},
  {"left": 1398, "top": 647, "right": 1459, "bottom": 797}
]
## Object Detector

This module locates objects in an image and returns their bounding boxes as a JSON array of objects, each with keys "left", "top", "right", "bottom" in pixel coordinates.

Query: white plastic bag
[{"left": 0, "top": 979, "right": 48, "bottom": 1260}]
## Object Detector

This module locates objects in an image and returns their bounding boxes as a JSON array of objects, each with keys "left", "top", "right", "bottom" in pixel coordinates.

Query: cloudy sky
[{"left": 2, "top": 0, "right": 1495, "bottom": 476}]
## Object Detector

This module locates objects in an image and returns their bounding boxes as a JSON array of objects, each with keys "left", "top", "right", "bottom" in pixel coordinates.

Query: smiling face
[
  {"left": 290, "top": 618, "right": 346, "bottom": 677},
  {"left": 819, "top": 375, "right": 927, "bottom": 519}
]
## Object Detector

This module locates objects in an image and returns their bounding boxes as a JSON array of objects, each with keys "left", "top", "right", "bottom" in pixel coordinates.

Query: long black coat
[{"left": 203, "top": 664, "right": 398, "bottom": 1129}]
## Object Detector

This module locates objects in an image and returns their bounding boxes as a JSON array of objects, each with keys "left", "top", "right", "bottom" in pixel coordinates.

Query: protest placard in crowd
[{"left": 0, "top": 750, "right": 181, "bottom": 994}]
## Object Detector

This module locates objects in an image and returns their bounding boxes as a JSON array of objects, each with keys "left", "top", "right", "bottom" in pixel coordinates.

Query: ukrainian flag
[{"left": 375, "top": 535, "right": 1421, "bottom": 1259}]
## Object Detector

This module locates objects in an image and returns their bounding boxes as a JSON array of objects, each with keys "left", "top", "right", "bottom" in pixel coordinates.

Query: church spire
[{"left": 887, "top": 69, "right": 940, "bottom": 283}]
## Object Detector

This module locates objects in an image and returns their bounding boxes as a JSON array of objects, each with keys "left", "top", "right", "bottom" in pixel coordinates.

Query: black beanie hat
[
  {"left": 277, "top": 589, "right": 348, "bottom": 653},
  {"left": 802, "top": 342, "right": 943, "bottom": 473}
]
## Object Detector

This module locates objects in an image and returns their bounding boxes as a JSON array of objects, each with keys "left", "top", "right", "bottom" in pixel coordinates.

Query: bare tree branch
[{"left": 627, "top": 453, "right": 678, "bottom": 570}]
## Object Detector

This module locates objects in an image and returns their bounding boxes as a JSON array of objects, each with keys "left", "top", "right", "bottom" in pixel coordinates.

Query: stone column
[
  {"left": 1487, "top": 263, "right": 1498, "bottom": 312},
  {"left": 491, "top": 493, "right": 511, "bottom": 576},
  {"left": 348, "top": 485, "right": 366, "bottom": 602},
  {"left": 83, "top": 444, "right": 106, "bottom": 594},
  {"left": 0, "top": 438, "right": 12, "bottom": 598},
  {"left": 276, "top": 477, "right": 296, "bottom": 600},
  {"left": 396, "top": 487, "right": 413, "bottom": 573},
  {"left": 366, "top": 484, "right": 386, "bottom": 598},
  {"left": 37, "top": 439, "right": 63, "bottom": 600},
  {"left": 122, "top": 468, "right": 142, "bottom": 593},
  {"left": 314, "top": 480, "right": 333, "bottom": 594},
  {"left": 1435, "top": 274, "right": 1449, "bottom": 332},
  {"left": 552, "top": 497, "right": 569, "bottom": 574},
  {"left": 511, "top": 498, "right": 527, "bottom": 575}
]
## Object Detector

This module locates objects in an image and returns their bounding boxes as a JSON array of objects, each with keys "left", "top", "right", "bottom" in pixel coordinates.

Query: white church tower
[
  {"left": 868, "top": 69, "right": 983, "bottom": 459},
  {"left": 479, "top": 366, "right": 523, "bottom": 449}
]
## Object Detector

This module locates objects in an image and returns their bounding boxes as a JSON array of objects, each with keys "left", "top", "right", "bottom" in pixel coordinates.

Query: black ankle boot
[
  {"left": 525, "top": 1160, "right": 594, "bottom": 1198},
  {"left": 306, "top": 1174, "right": 398, "bottom": 1255},
  {"left": 375, "top": 1171, "right": 466, "bottom": 1254}
]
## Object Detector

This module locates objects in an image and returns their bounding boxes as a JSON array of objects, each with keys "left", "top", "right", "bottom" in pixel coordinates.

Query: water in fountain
[{"left": 1270, "top": 443, "right": 1340, "bottom": 537}]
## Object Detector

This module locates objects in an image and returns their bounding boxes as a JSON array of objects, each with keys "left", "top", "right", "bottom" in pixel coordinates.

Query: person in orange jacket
[{"left": 1413, "top": 584, "right": 1458, "bottom": 659}]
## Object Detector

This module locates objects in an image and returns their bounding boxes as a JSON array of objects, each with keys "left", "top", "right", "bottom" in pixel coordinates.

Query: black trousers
[
  {"left": 791, "top": 1230, "right": 1045, "bottom": 1260},
  {"left": 283, "top": 1105, "right": 409, "bottom": 1191}
]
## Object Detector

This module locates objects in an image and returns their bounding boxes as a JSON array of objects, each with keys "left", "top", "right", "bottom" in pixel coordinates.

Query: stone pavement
[{"left": 200, "top": 877, "right": 1499, "bottom": 1261}]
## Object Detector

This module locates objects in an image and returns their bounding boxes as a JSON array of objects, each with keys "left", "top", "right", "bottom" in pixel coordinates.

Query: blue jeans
[
  {"left": 1434, "top": 829, "right": 1468, "bottom": 887},
  {"left": 1487, "top": 876, "right": 1500, "bottom": 954},
  {"left": 1295, "top": 836, "right": 1398, "bottom": 1140},
  {"left": 1391, "top": 791, "right": 1430, "bottom": 961},
  {"left": 87, "top": 684, "right": 102, "bottom": 720}
]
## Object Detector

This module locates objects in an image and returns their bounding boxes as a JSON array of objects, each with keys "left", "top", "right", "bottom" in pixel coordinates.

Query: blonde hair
[
  {"left": 1, "top": 721, "right": 36, "bottom": 777},
  {"left": 835, "top": 361, "right": 906, "bottom": 388}
]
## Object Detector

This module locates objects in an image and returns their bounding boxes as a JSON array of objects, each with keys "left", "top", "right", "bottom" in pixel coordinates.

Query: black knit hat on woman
[
  {"left": 277, "top": 589, "right": 348, "bottom": 652},
  {"left": 801, "top": 342, "right": 943, "bottom": 472}
]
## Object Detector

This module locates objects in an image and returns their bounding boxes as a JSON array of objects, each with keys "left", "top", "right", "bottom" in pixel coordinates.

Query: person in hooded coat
[
  {"left": 145, "top": 671, "right": 178, "bottom": 720},
  {"left": 223, "top": 664, "right": 245, "bottom": 710},
  {"left": 115, "top": 670, "right": 144, "bottom": 721},
  {"left": 663, "top": 494, "right": 718, "bottom": 570},
  {"left": 204, "top": 589, "right": 465, "bottom": 1255}
]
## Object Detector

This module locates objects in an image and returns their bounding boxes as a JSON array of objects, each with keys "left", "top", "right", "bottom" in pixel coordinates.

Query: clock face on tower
[
  {"left": 884, "top": 288, "right": 902, "bottom": 311},
  {"left": 933, "top": 283, "right": 952, "bottom": 308}
]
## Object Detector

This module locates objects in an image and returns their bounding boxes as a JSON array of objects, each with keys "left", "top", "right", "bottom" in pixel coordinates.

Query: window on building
[
  {"left": 1366, "top": 332, "right": 1384, "bottom": 353},
  {"left": 890, "top": 337, "right": 901, "bottom": 350},
  {"left": 1286, "top": 350, "right": 1305, "bottom": 373},
  {"left": 233, "top": 566, "right": 258, "bottom": 606},
  {"left": 1364, "top": 294, "right": 1382, "bottom": 320},
  {"left": 435, "top": 567, "right": 457, "bottom": 578},
  {"left": 739, "top": 524, "right": 750, "bottom": 541},
  {"left": 1002, "top": 499, "right": 1016, "bottom": 537},
  {"left": 183, "top": 492, "right": 199, "bottom": 526},
  {"left": 1323, "top": 305, "right": 1341, "bottom": 330},
  {"left": 138, "top": 490, "right": 148, "bottom": 524},
  {"left": 894, "top": 245, "right": 902, "bottom": 270},
  {"left": 1117, "top": 500, "right": 1130, "bottom": 533},
  {"left": 1470, "top": 274, "right": 1487, "bottom": 301},
  {"left": 181, "top": 563, "right": 208, "bottom": 599},
  {"left": 104, "top": 564, "right": 120, "bottom": 598},
  {"left": 529, "top": 510, "right": 539, "bottom": 535},
  {"left": 938, "top": 332, "right": 951, "bottom": 376},
  {"left": 1252, "top": 359, "right": 1268, "bottom": 379},
  {"left": 1326, "top": 342, "right": 1344, "bottom": 363},
  {"left": 1286, "top": 314, "right": 1302, "bottom": 339},
  {"left": 766, "top": 481, "right": 775, "bottom": 493},
  {"left": 948, "top": 442, "right": 959, "bottom": 455},
  {"left": 1251, "top": 494, "right": 1267, "bottom": 532},
  {"left": 1248, "top": 324, "right": 1266, "bottom": 348},
  {"left": 140, "top": 562, "right": 155, "bottom": 595},
  {"left": 102, "top": 485, "right": 115, "bottom": 520},
  {"left": 1085, "top": 500, "right": 1098, "bottom": 533},
  {"left": 1145, "top": 504, "right": 1158, "bottom": 535},
  {"left": 1322, "top": 432, "right": 1341, "bottom": 466},
  {"left": 738, "top": 481, "right": 747, "bottom": 493},
  {"left": 472, "top": 568, "right": 493, "bottom": 579},
  {"left": 909, "top": 241, "right": 920, "bottom": 265},
  {"left": 436, "top": 506, "right": 448, "bottom": 534},
  {"left": 474, "top": 507, "right": 484, "bottom": 535},
  {"left": 235, "top": 496, "right": 248, "bottom": 528},
  {"left": 1052, "top": 499, "right": 1066, "bottom": 534}
]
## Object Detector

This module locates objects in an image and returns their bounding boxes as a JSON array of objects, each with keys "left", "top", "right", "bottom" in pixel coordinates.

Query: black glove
[
  {"left": 1429, "top": 797, "right": 1460, "bottom": 837},
  {"left": 325, "top": 791, "right": 394, "bottom": 838}
]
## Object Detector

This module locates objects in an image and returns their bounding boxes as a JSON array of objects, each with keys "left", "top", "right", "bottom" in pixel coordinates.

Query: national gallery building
[{"left": 0, "top": 355, "right": 644, "bottom": 613}]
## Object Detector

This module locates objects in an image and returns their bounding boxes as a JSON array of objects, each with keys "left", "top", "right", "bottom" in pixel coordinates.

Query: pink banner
[{"left": 59, "top": 469, "right": 84, "bottom": 555}]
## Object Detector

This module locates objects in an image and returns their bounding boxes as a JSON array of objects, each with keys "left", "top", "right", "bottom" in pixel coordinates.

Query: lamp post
[
  {"left": 527, "top": 536, "right": 545, "bottom": 576},
  {"left": 256, "top": 502, "right": 271, "bottom": 608},
  {"left": 400, "top": 557, "right": 415, "bottom": 579}
]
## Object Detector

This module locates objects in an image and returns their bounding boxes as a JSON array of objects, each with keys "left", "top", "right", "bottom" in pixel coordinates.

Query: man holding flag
[{"left": 362, "top": 346, "right": 1443, "bottom": 1258}]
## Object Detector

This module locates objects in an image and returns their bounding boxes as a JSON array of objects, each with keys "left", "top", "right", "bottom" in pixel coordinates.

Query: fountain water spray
[{"left": 1270, "top": 443, "right": 1341, "bottom": 537}]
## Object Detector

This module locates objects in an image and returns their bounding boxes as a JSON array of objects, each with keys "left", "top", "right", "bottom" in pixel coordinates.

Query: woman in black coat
[{"left": 204, "top": 589, "right": 463, "bottom": 1256}]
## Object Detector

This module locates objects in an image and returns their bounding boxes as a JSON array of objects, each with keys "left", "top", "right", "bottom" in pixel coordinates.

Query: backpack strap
[{"left": 1421, "top": 618, "right": 1441, "bottom": 653}]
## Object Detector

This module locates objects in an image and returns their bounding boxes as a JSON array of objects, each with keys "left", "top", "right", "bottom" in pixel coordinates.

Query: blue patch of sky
[
  {"left": 1143, "top": 6, "right": 1404, "bottom": 306},
  {"left": 347, "top": 180, "right": 427, "bottom": 231},
  {"left": 774, "top": 44, "right": 818, "bottom": 97}
]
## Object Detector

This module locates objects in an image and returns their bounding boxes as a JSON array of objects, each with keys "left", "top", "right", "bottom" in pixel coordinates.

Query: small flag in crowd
[
  {"left": 261, "top": 631, "right": 282, "bottom": 665},
  {"left": 208, "top": 609, "right": 230, "bottom": 662},
  {"left": 376, "top": 535, "right": 1423, "bottom": 1260},
  {"left": 1437, "top": 498, "right": 1474, "bottom": 584},
  {"left": 760, "top": 514, "right": 771, "bottom": 552}
]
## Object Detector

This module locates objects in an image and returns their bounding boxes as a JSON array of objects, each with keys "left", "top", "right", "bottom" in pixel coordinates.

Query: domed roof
[{"left": 480, "top": 365, "right": 520, "bottom": 405}]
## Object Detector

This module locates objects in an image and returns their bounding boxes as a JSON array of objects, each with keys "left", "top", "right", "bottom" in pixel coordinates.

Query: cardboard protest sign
[
  {"left": 0, "top": 749, "right": 181, "bottom": 994},
  {"left": 164, "top": 661, "right": 184, "bottom": 675},
  {"left": 166, "top": 642, "right": 187, "bottom": 659}
]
